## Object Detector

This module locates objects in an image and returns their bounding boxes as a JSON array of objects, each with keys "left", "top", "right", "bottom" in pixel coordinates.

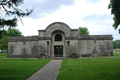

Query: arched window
[{"left": 55, "top": 34, "right": 62, "bottom": 41}]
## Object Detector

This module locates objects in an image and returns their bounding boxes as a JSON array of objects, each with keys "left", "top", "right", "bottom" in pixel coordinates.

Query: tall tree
[
  {"left": 78, "top": 27, "right": 89, "bottom": 35},
  {"left": 0, "top": 36, "right": 8, "bottom": 52},
  {"left": 0, "top": 0, "right": 33, "bottom": 29},
  {"left": 0, "top": 28, "right": 23, "bottom": 52},
  {"left": 108, "top": 0, "right": 120, "bottom": 29}
]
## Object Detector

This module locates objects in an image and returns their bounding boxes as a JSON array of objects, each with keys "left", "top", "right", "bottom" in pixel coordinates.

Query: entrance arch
[{"left": 51, "top": 30, "right": 65, "bottom": 57}]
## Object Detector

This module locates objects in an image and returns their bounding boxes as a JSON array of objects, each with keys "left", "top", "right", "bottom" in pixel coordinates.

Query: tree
[
  {"left": 0, "top": 18, "right": 17, "bottom": 30},
  {"left": 108, "top": 0, "right": 120, "bottom": 29},
  {"left": 7, "top": 28, "right": 23, "bottom": 37},
  {"left": 0, "top": 0, "right": 33, "bottom": 29},
  {"left": 78, "top": 27, "right": 89, "bottom": 35},
  {"left": 113, "top": 40, "right": 120, "bottom": 49},
  {"left": 0, "top": 30, "right": 3, "bottom": 39},
  {"left": 0, "top": 28, "right": 23, "bottom": 52},
  {"left": 0, "top": 36, "right": 8, "bottom": 52}
]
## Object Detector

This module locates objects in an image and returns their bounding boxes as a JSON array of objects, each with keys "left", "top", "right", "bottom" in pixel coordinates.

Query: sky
[{"left": 14, "top": 0, "right": 120, "bottom": 40}]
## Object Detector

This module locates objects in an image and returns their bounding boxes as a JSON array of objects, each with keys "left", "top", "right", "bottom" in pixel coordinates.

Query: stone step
[{"left": 52, "top": 57, "right": 63, "bottom": 60}]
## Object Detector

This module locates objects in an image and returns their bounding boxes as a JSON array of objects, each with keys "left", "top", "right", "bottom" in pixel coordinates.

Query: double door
[{"left": 54, "top": 46, "right": 63, "bottom": 57}]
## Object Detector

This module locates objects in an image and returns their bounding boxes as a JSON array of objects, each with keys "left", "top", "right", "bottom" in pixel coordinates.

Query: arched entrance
[
  {"left": 51, "top": 30, "right": 65, "bottom": 57},
  {"left": 54, "top": 34, "right": 63, "bottom": 57}
]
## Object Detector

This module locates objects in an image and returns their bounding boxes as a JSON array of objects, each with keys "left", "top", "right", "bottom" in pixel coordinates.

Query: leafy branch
[{"left": 0, "top": 0, "right": 33, "bottom": 29}]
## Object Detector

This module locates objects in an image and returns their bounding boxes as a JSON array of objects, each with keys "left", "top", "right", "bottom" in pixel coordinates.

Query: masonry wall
[
  {"left": 38, "top": 40, "right": 47, "bottom": 55},
  {"left": 77, "top": 39, "right": 113, "bottom": 57},
  {"left": 7, "top": 35, "right": 113, "bottom": 58},
  {"left": 69, "top": 40, "right": 78, "bottom": 54},
  {"left": 78, "top": 40, "right": 88, "bottom": 56},
  {"left": 7, "top": 37, "right": 49, "bottom": 58}
]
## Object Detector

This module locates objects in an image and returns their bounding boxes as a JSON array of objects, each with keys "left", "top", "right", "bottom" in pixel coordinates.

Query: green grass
[
  {"left": 0, "top": 53, "right": 51, "bottom": 80},
  {"left": 57, "top": 52, "right": 120, "bottom": 80},
  {"left": 1, "top": 52, "right": 120, "bottom": 80}
]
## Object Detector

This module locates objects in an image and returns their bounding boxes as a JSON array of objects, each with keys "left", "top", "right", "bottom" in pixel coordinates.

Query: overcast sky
[{"left": 15, "top": 0, "right": 119, "bottom": 40}]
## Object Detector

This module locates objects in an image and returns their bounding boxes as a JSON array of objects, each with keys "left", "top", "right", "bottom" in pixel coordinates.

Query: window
[{"left": 55, "top": 34, "right": 62, "bottom": 41}]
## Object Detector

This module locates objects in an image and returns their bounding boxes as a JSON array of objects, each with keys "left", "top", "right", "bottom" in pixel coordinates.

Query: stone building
[{"left": 7, "top": 22, "right": 113, "bottom": 58}]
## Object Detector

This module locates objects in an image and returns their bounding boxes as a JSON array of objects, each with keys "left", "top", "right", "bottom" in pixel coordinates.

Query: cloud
[
  {"left": 86, "top": 0, "right": 101, "bottom": 3},
  {"left": 20, "top": 0, "right": 75, "bottom": 19},
  {"left": 82, "top": 14, "right": 114, "bottom": 26},
  {"left": 17, "top": 0, "right": 120, "bottom": 40}
]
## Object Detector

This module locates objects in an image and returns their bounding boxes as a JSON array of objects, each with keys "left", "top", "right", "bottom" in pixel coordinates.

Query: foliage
[
  {"left": 78, "top": 27, "right": 89, "bottom": 35},
  {"left": 0, "top": 28, "right": 23, "bottom": 51},
  {"left": 0, "top": 36, "right": 8, "bottom": 50},
  {"left": 0, "top": 18, "right": 17, "bottom": 30},
  {"left": 0, "top": 0, "right": 33, "bottom": 29},
  {"left": 7, "top": 28, "right": 23, "bottom": 37},
  {"left": 113, "top": 40, "right": 120, "bottom": 49},
  {"left": 0, "top": 30, "right": 8, "bottom": 51},
  {"left": 0, "top": 30, "right": 7, "bottom": 38},
  {"left": 57, "top": 52, "right": 120, "bottom": 80},
  {"left": 108, "top": 0, "right": 120, "bottom": 29},
  {"left": 0, "top": 53, "right": 51, "bottom": 80}
]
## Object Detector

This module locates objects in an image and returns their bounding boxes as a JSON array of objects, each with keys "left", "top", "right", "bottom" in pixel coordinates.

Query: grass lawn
[
  {"left": 57, "top": 52, "right": 120, "bottom": 80},
  {"left": 0, "top": 53, "right": 51, "bottom": 80}
]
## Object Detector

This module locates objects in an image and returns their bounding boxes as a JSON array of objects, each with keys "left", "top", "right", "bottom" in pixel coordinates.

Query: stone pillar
[
  {"left": 68, "top": 41, "right": 70, "bottom": 57},
  {"left": 47, "top": 42, "right": 49, "bottom": 57},
  {"left": 47, "top": 41, "right": 52, "bottom": 58},
  {"left": 65, "top": 41, "right": 70, "bottom": 57},
  {"left": 65, "top": 41, "right": 68, "bottom": 57},
  {"left": 49, "top": 41, "right": 51, "bottom": 57}
]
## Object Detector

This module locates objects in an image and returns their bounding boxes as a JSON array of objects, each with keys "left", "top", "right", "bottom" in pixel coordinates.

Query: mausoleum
[{"left": 7, "top": 22, "right": 113, "bottom": 58}]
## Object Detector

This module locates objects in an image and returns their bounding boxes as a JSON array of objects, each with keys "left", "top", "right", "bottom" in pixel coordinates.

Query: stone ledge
[
  {"left": 79, "top": 35, "right": 113, "bottom": 40},
  {"left": 65, "top": 35, "right": 113, "bottom": 40},
  {"left": 8, "top": 36, "right": 51, "bottom": 42}
]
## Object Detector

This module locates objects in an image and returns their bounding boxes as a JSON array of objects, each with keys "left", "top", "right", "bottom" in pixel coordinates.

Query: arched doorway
[
  {"left": 51, "top": 30, "right": 65, "bottom": 57},
  {"left": 54, "top": 34, "right": 63, "bottom": 57}
]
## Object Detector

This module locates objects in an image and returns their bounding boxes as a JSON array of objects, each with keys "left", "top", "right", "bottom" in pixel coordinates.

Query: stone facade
[{"left": 7, "top": 22, "right": 113, "bottom": 58}]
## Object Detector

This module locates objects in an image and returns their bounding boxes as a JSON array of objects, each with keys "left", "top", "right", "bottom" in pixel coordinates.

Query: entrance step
[{"left": 52, "top": 57, "right": 63, "bottom": 60}]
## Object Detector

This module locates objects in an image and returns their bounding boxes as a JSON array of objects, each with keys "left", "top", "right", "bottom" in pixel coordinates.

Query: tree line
[{"left": 113, "top": 40, "right": 120, "bottom": 49}]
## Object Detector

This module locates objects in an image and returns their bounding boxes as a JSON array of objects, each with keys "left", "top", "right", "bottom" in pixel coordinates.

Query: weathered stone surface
[{"left": 7, "top": 22, "right": 113, "bottom": 58}]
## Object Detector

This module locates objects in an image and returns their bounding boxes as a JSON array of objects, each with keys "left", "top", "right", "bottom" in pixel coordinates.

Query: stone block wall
[
  {"left": 69, "top": 40, "right": 78, "bottom": 54},
  {"left": 8, "top": 37, "right": 41, "bottom": 58},
  {"left": 78, "top": 40, "right": 88, "bottom": 56},
  {"left": 77, "top": 35, "right": 113, "bottom": 57},
  {"left": 7, "top": 35, "right": 113, "bottom": 58}
]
